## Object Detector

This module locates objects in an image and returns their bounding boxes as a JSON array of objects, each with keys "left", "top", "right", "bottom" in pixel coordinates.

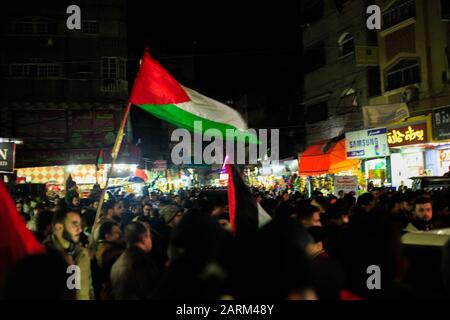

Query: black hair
[
  {"left": 103, "top": 199, "right": 117, "bottom": 213},
  {"left": 124, "top": 221, "right": 148, "bottom": 246},
  {"left": 98, "top": 220, "right": 120, "bottom": 241},
  {"left": 414, "top": 196, "right": 432, "bottom": 208},
  {"left": 297, "top": 204, "right": 320, "bottom": 221},
  {"left": 36, "top": 210, "right": 54, "bottom": 233},
  {"left": 51, "top": 209, "right": 80, "bottom": 226},
  {"left": 356, "top": 193, "right": 375, "bottom": 207}
]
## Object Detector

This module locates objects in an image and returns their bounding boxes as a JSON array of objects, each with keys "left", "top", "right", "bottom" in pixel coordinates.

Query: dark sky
[
  {"left": 127, "top": 1, "right": 303, "bottom": 95},
  {"left": 127, "top": 1, "right": 305, "bottom": 158}
]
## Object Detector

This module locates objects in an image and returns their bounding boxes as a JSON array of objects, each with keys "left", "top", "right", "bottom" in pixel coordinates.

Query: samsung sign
[{"left": 345, "top": 128, "right": 390, "bottom": 159}]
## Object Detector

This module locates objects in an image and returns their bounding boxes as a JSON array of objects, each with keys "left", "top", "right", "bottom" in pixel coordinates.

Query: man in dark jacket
[
  {"left": 43, "top": 209, "right": 94, "bottom": 300},
  {"left": 110, "top": 222, "right": 159, "bottom": 299}
]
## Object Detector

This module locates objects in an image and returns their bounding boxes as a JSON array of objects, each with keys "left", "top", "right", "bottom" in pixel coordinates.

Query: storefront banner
[
  {"left": 334, "top": 176, "right": 358, "bottom": 196},
  {"left": 362, "top": 103, "right": 409, "bottom": 128},
  {"left": 387, "top": 123, "right": 428, "bottom": 147},
  {"left": 0, "top": 142, "right": 15, "bottom": 173},
  {"left": 346, "top": 128, "right": 390, "bottom": 159},
  {"left": 433, "top": 106, "right": 450, "bottom": 141}
]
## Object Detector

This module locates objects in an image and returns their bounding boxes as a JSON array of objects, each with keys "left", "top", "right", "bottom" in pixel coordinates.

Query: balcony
[{"left": 383, "top": 0, "right": 416, "bottom": 30}]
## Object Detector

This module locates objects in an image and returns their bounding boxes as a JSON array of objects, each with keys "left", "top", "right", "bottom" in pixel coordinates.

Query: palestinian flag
[
  {"left": 95, "top": 149, "right": 104, "bottom": 171},
  {"left": 226, "top": 164, "right": 271, "bottom": 238},
  {"left": 129, "top": 49, "right": 257, "bottom": 143},
  {"left": 0, "top": 181, "right": 45, "bottom": 277}
]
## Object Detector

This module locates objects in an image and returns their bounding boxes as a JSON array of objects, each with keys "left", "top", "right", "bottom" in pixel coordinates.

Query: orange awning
[{"left": 298, "top": 138, "right": 360, "bottom": 176}]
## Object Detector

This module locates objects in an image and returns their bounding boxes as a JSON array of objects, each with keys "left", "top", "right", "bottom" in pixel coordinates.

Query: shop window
[{"left": 385, "top": 59, "right": 420, "bottom": 91}]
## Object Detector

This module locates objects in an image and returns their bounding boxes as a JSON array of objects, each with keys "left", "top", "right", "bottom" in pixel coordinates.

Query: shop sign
[
  {"left": 346, "top": 128, "right": 390, "bottom": 159},
  {"left": 433, "top": 106, "right": 450, "bottom": 141},
  {"left": 334, "top": 176, "right": 358, "bottom": 196},
  {"left": 0, "top": 142, "right": 15, "bottom": 173},
  {"left": 387, "top": 123, "right": 428, "bottom": 147}
]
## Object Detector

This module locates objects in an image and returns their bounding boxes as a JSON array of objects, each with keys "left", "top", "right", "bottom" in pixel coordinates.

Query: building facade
[
  {"left": 0, "top": 0, "right": 135, "bottom": 171},
  {"left": 302, "top": 0, "right": 380, "bottom": 146}
]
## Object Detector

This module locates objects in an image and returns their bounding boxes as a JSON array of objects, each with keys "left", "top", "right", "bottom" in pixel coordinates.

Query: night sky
[{"left": 128, "top": 1, "right": 304, "bottom": 158}]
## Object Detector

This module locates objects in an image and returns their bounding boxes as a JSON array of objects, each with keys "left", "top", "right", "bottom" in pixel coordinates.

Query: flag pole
[{"left": 92, "top": 102, "right": 132, "bottom": 234}]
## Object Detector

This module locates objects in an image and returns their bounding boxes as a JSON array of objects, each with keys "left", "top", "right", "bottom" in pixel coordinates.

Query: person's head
[
  {"left": 124, "top": 222, "right": 152, "bottom": 252},
  {"left": 388, "top": 193, "right": 408, "bottom": 214},
  {"left": 282, "top": 191, "right": 290, "bottom": 202},
  {"left": 160, "top": 205, "right": 183, "bottom": 228},
  {"left": 306, "top": 226, "right": 326, "bottom": 257},
  {"left": 36, "top": 210, "right": 54, "bottom": 238},
  {"left": 337, "top": 190, "right": 345, "bottom": 199},
  {"left": 297, "top": 204, "right": 322, "bottom": 228},
  {"left": 52, "top": 210, "right": 82, "bottom": 247},
  {"left": 310, "top": 196, "right": 329, "bottom": 214},
  {"left": 71, "top": 196, "right": 80, "bottom": 208},
  {"left": 356, "top": 193, "right": 375, "bottom": 212},
  {"left": 413, "top": 197, "right": 433, "bottom": 222},
  {"left": 341, "top": 213, "right": 402, "bottom": 298},
  {"left": 15, "top": 201, "right": 23, "bottom": 214},
  {"left": 371, "top": 187, "right": 382, "bottom": 202},
  {"left": 32, "top": 202, "right": 44, "bottom": 216},
  {"left": 104, "top": 200, "right": 124, "bottom": 219},
  {"left": 98, "top": 221, "right": 122, "bottom": 244},
  {"left": 143, "top": 203, "right": 152, "bottom": 217}
]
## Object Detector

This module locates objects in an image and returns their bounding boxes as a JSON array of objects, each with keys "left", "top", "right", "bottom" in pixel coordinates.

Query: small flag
[
  {"left": 95, "top": 149, "right": 105, "bottom": 171},
  {"left": 226, "top": 164, "right": 271, "bottom": 238}
]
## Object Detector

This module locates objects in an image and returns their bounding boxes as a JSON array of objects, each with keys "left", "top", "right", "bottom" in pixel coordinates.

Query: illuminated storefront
[{"left": 387, "top": 115, "right": 433, "bottom": 188}]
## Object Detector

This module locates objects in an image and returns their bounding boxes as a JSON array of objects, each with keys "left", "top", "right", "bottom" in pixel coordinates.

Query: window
[
  {"left": 306, "top": 101, "right": 328, "bottom": 124},
  {"left": 383, "top": 0, "right": 416, "bottom": 30},
  {"left": 441, "top": 0, "right": 450, "bottom": 20},
  {"left": 338, "top": 33, "right": 354, "bottom": 57},
  {"left": 77, "top": 62, "right": 93, "bottom": 74},
  {"left": 9, "top": 63, "right": 62, "bottom": 78},
  {"left": 368, "top": 66, "right": 382, "bottom": 97},
  {"left": 304, "top": 43, "right": 326, "bottom": 73},
  {"left": 385, "top": 59, "right": 420, "bottom": 91},
  {"left": 101, "top": 57, "right": 126, "bottom": 92},
  {"left": 10, "top": 17, "right": 57, "bottom": 35},
  {"left": 82, "top": 21, "right": 98, "bottom": 34}
]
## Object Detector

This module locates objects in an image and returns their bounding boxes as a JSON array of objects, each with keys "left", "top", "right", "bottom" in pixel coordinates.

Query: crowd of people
[{"left": 2, "top": 180, "right": 450, "bottom": 300}]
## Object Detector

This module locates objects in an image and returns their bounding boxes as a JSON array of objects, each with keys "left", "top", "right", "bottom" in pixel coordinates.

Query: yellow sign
[
  {"left": 387, "top": 123, "right": 427, "bottom": 147},
  {"left": 355, "top": 46, "right": 379, "bottom": 66}
]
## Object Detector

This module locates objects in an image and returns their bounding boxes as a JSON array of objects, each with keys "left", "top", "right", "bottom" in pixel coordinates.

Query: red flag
[
  {"left": 226, "top": 164, "right": 259, "bottom": 238},
  {"left": 135, "top": 167, "right": 148, "bottom": 183},
  {"left": 0, "top": 181, "right": 45, "bottom": 277}
]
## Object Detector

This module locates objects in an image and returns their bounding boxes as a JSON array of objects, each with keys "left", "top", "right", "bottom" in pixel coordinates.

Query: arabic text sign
[
  {"left": 334, "top": 176, "right": 358, "bottom": 196},
  {"left": 387, "top": 123, "right": 428, "bottom": 147},
  {"left": 346, "top": 128, "right": 390, "bottom": 159}
]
